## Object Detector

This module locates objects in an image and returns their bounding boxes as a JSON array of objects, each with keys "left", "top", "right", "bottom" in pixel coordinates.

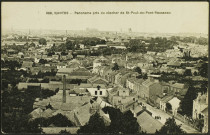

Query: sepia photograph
[{"left": 1, "top": 1, "right": 209, "bottom": 134}]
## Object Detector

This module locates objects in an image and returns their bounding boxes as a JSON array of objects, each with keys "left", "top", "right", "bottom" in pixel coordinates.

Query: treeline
[
  {"left": 147, "top": 37, "right": 177, "bottom": 52},
  {"left": 66, "top": 37, "right": 106, "bottom": 46},
  {"left": 3, "top": 42, "right": 36, "bottom": 54},
  {"left": 170, "top": 36, "right": 208, "bottom": 45},
  {"left": 127, "top": 37, "right": 177, "bottom": 53},
  {"left": 48, "top": 37, "right": 106, "bottom": 52}
]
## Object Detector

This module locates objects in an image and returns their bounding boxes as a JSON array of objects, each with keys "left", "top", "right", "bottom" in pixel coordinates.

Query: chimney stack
[{"left": 63, "top": 75, "right": 66, "bottom": 103}]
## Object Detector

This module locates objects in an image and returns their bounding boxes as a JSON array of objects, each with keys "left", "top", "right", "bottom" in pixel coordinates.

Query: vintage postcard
[{"left": 1, "top": 1, "right": 208, "bottom": 134}]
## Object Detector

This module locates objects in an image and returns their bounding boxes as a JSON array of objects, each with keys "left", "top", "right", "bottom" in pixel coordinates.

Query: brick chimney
[{"left": 63, "top": 75, "right": 66, "bottom": 103}]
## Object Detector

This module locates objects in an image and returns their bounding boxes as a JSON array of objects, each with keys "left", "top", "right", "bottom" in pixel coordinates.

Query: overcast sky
[{"left": 2, "top": 2, "right": 209, "bottom": 34}]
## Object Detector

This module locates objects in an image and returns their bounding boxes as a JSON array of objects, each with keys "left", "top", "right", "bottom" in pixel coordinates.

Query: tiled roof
[
  {"left": 201, "top": 107, "right": 208, "bottom": 115},
  {"left": 30, "top": 108, "right": 43, "bottom": 119},
  {"left": 171, "top": 83, "right": 185, "bottom": 89},
  {"left": 142, "top": 79, "right": 155, "bottom": 87},
  {"left": 167, "top": 60, "right": 181, "bottom": 66},
  {"left": 60, "top": 103, "right": 78, "bottom": 111},
  {"left": 74, "top": 103, "right": 92, "bottom": 126},
  {"left": 57, "top": 68, "right": 74, "bottom": 73},
  {"left": 96, "top": 97, "right": 112, "bottom": 108},
  {"left": 133, "top": 106, "right": 143, "bottom": 114},
  {"left": 22, "top": 61, "right": 33, "bottom": 67},
  {"left": 88, "top": 76, "right": 108, "bottom": 84},
  {"left": 137, "top": 111, "right": 163, "bottom": 133},
  {"left": 69, "top": 68, "right": 93, "bottom": 76},
  {"left": 42, "top": 108, "right": 54, "bottom": 118},
  {"left": 160, "top": 95, "right": 174, "bottom": 103}
]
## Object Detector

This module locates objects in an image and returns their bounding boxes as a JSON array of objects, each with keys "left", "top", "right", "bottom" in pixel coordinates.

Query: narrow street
[{"left": 137, "top": 98, "right": 200, "bottom": 133}]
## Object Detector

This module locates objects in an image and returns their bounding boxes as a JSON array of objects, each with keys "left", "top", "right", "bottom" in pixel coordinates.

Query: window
[
  {"left": 95, "top": 91, "right": 97, "bottom": 95},
  {"left": 100, "top": 91, "right": 102, "bottom": 95}
]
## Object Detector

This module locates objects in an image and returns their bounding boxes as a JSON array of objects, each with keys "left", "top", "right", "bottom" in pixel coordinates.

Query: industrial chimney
[{"left": 63, "top": 75, "right": 66, "bottom": 103}]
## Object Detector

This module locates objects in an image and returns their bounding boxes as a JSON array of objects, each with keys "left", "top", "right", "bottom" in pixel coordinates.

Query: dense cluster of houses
[{"left": 1, "top": 34, "right": 208, "bottom": 134}]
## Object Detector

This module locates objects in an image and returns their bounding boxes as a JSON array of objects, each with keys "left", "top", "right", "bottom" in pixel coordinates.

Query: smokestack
[{"left": 63, "top": 75, "right": 66, "bottom": 103}]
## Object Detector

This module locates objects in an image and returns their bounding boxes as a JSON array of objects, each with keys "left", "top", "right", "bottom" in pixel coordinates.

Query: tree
[
  {"left": 193, "top": 71, "right": 198, "bottom": 76},
  {"left": 3, "top": 60, "right": 21, "bottom": 70},
  {"left": 47, "top": 113, "right": 74, "bottom": 127},
  {"left": 121, "top": 110, "right": 140, "bottom": 134},
  {"left": 184, "top": 69, "right": 192, "bottom": 76},
  {"left": 134, "top": 67, "right": 142, "bottom": 75},
  {"left": 66, "top": 40, "right": 75, "bottom": 50},
  {"left": 128, "top": 39, "right": 146, "bottom": 53},
  {"left": 39, "top": 59, "right": 47, "bottom": 64},
  {"left": 143, "top": 73, "right": 148, "bottom": 79},
  {"left": 179, "top": 85, "right": 197, "bottom": 116},
  {"left": 198, "top": 63, "right": 208, "bottom": 78},
  {"left": 102, "top": 106, "right": 140, "bottom": 134},
  {"left": 78, "top": 112, "right": 106, "bottom": 134},
  {"left": 135, "top": 67, "right": 142, "bottom": 78},
  {"left": 112, "top": 63, "right": 119, "bottom": 71},
  {"left": 156, "top": 117, "right": 184, "bottom": 134},
  {"left": 38, "top": 38, "right": 47, "bottom": 45},
  {"left": 29, "top": 42, "right": 36, "bottom": 47}
]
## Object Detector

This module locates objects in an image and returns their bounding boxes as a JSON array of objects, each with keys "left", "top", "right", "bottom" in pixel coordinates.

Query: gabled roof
[
  {"left": 75, "top": 83, "right": 106, "bottom": 89},
  {"left": 160, "top": 95, "right": 174, "bottom": 103},
  {"left": 167, "top": 60, "right": 181, "bottom": 66},
  {"left": 96, "top": 97, "right": 112, "bottom": 108},
  {"left": 22, "top": 61, "right": 33, "bottom": 67},
  {"left": 52, "top": 109, "right": 66, "bottom": 116},
  {"left": 60, "top": 103, "right": 78, "bottom": 111},
  {"left": 57, "top": 68, "right": 74, "bottom": 73},
  {"left": 137, "top": 111, "right": 163, "bottom": 133},
  {"left": 142, "top": 79, "right": 155, "bottom": 87},
  {"left": 69, "top": 68, "right": 93, "bottom": 76},
  {"left": 201, "top": 107, "right": 208, "bottom": 115},
  {"left": 74, "top": 103, "right": 92, "bottom": 126},
  {"left": 7, "top": 49, "right": 16, "bottom": 52},
  {"left": 168, "top": 97, "right": 181, "bottom": 108},
  {"left": 88, "top": 76, "right": 109, "bottom": 84},
  {"left": 133, "top": 106, "right": 143, "bottom": 115},
  {"left": 42, "top": 108, "right": 54, "bottom": 118},
  {"left": 30, "top": 108, "right": 43, "bottom": 119},
  {"left": 171, "top": 83, "right": 185, "bottom": 89},
  {"left": 108, "top": 86, "right": 126, "bottom": 95}
]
